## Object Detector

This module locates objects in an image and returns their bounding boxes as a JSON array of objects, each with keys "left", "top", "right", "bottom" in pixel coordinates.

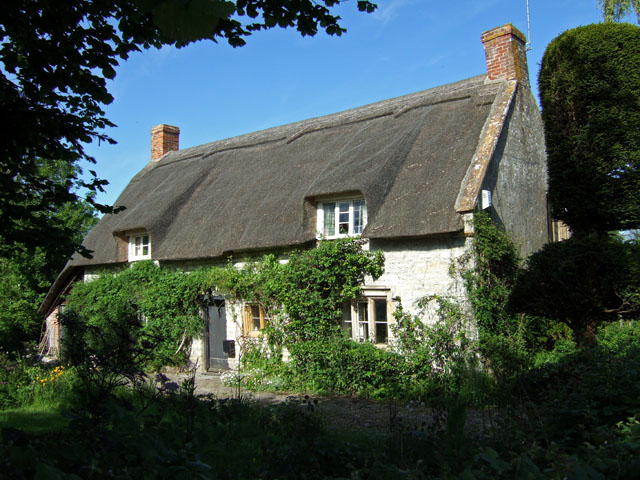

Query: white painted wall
[{"left": 186, "top": 234, "right": 473, "bottom": 370}]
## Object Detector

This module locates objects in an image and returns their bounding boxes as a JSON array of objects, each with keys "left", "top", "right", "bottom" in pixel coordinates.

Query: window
[
  {"left": 243, "top": 304, "right": 271, "bottom": 336},
  {"left": 317, "top": 199, "right": 367, "bottom": 238},
  {"left": 129, "top": 234, "right": 151, "bottom": 260},
  {"left": 342, "top": 297, "right": 389, "bottom": 344}
]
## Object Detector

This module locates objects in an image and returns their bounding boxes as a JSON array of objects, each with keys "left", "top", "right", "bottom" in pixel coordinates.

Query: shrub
[
  {"left": 288, "top": 338, "right": 402, "bottom": 397},
  {"left": 510, "top": 234, "right": 640, "bottom": 346},
  {"left": 0, "top": 353, "right": 78, "bottom": 410},
  {"left": 539, "top": 22, "right": 640, "bottom": 235}
]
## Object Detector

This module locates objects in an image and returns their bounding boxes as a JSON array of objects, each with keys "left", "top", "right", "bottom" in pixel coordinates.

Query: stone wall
[
  {"left": 368, "top": 235, "right": 472, "bottom": 324},
  {"left": 481, "top": 85, "right": 549, "bottom": 257}
]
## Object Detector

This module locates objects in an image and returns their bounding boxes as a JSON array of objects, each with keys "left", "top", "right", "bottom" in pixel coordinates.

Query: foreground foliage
[{"left": 1, "top": 321, "right": 639, "bottom": 479}]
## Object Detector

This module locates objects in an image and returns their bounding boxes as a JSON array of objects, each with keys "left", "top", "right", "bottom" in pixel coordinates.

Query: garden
[{"left": 1, "top": 211, "right": 639, "bottom": 479}]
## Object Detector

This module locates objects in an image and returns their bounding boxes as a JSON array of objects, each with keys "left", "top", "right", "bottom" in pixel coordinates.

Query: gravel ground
[{"left": 166, "top": 371, "right": 492, "bottom": 434}]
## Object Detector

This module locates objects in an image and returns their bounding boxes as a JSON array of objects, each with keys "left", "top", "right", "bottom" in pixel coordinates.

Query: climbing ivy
[
  {"left": 64, "top": 261, "right": 207, "bottom": 369},
  {"left": 63, "top": 238, "right": 384, "bottom": 371}
]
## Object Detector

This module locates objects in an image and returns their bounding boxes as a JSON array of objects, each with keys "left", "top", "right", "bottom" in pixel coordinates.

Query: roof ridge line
[{"left": 153, "top": 75, "right": 489, "bottom": 166}]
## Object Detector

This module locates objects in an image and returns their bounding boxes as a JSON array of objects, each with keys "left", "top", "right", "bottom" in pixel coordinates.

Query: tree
[
  {"left": 0, "top": 0, "right": 376, "bottom": 256},
  {"left": 510, "top": 235, "right": 640, "bottom": 346},
  {"left": 600, "top": 0, "right": 640, "bottom": 22},
  {"left": 0, "top": 160, "right": 98, "bottom": 354},
  {"left": 538, "top": 23, "right": 640, "bottom": 236}
]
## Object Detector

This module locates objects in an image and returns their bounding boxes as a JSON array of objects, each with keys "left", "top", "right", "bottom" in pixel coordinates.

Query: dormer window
[
  {"left": 129, "top": 234, "right": 151, "bottom": 261},
  {"left": 317, "top": 199, "right": 367, "bottom": 239}
]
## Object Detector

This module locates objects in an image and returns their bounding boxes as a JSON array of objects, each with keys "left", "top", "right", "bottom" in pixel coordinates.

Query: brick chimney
[
  {"left": 151, "top": 124, "right": 180, "bottom": 161},
  {"left": 481, "top": 24, "right": 530, "bottom": 89}
]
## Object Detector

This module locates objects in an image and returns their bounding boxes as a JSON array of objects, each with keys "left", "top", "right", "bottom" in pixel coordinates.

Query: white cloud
[{"left": 372, "top": 0, "right": 422, "bottom": 24}]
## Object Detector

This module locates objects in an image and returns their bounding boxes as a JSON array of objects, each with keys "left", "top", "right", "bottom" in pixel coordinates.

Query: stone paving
[
  {"left": 165, "top": 371, "right": 453, "bottom": 433},
  {"left": 167, "top": 371, "right": 290, "bottom": 404}
]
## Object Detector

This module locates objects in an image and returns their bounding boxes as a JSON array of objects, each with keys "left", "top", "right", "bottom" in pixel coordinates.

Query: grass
[{"left": 0, "top": 404, "right": 70, "bottom": 434}]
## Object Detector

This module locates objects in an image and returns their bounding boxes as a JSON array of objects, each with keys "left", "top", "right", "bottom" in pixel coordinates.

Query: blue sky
[{"left": 84, "top": 0, "right": 633, "bottom": 206}]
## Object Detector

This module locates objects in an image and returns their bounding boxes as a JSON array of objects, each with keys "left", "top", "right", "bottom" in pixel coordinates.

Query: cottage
[{"left": 40, "top": 24, "right": 550, "bottom": 370}]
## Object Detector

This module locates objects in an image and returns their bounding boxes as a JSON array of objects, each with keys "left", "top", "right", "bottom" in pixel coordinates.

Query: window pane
[
  {"left": 142, "top": 235, "right": 150, "bottom": 256},
  {"left": 251, "top": 305, "right": 261, "bottom": 331},
  {"left": 338, "top": 202, "right": 350, "bottom": 234},
  {"left": 323, "top": 203, "right": 335, "bottom": 236},
  {"left": 357, "top": 301, "right": 369, "bottom": 341},
  {"left": 374, "top": 299, "right": 388, "bottom": 344},
  {"left": 341, "top": 302, "right": 352, "bottom": 337},
  {"left": 353, "top": 200, "right": 365, "bottom": 234},
  {"left": 142, "top": 236, "right": 149, "bottom": 255}
]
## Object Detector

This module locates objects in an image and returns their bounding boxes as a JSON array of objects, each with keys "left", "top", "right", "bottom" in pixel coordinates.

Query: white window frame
[
  {"left": 128, "top": 234, "right": 151, "bottom": 261},
  {"left": 342, "top": 291, "right": 391, "bottom": 345},
  {"left": 316, "top": 197, "right": 367, "bottom": 239}
]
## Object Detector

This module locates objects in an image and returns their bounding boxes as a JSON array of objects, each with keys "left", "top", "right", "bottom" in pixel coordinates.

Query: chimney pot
[
  {"left": 151, "top": 124, "right": 180, "bottom": 161},
  {"left": 481, "top": 24, "right": 530, "bottom": 88}
]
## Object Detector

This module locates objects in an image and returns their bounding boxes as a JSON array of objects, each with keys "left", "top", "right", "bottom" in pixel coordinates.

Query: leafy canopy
[
  {"left": 0, "top": 0, "right": 376, "bottom": 256},
  {"left": 0, "top": 160, "right": 98, "bottom": 355},
  {"left": 510, "top": 234, "right": 640, "bottom": 346},
  {"left": 538, "top": 23, "right": 640, "bottom": 235},
  {"left": 600, "top": 0, "right": 640, "bottom": 22}
]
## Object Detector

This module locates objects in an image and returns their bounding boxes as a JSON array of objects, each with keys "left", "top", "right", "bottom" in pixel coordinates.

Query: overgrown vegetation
[
  {"left": 1, "top": 219, "right": 639, "bottom": 478},
  {"left": 0, "top": 161, "right": 98, "bottom": 357}
]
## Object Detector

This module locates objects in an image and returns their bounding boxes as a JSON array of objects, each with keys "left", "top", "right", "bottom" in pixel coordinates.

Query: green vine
[{"left": 63, "top": 238, "right": 384, "bottom": 371}]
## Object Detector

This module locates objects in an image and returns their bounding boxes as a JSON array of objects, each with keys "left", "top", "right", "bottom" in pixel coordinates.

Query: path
[{"left": 166, "top": 371, "right": 476, "bottom": 434}]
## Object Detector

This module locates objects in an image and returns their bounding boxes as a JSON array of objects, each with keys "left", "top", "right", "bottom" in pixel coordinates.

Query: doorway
[{"left": 207, "top": 298, "right": 229, "bottom": 370}]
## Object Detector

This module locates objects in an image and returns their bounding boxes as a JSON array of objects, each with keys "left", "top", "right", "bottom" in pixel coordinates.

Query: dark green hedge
[{"left": 539, "top": 23, "right": 640, "bottom": 235}]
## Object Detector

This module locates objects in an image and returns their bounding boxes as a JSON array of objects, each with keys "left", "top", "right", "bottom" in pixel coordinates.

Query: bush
[
  {"left": 539, "top": 22, "right": 640, "bottom": 234},
  {"left": 515, "top": 321, "right": 640, "bottom": 447},
  {"left": 64, "top": 261, "right": 206, "bottom": 370},
  {"left": 510, "top": 234, "right": 640, "bottom": 346},
  {"left": 0, "top": 353, "right": 78, "bottom": 410},
  {"left": 288, "top": 338, "right": 402, "bottom": 397}
]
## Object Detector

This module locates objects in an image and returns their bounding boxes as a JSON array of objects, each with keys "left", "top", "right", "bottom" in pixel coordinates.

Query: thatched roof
[
  {"left": 40, "top": 74, "right": 516, "bottom": 314},
  {"left": 77, "top": 75, "right": 504, "bottom": 265}
]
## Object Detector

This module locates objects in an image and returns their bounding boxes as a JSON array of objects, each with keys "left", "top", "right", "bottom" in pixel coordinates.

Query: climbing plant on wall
[{"left": 62, "top": 238, "right": 384, "bottom": 371}]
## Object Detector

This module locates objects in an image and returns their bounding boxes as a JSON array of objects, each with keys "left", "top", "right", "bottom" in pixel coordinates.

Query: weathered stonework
[
  {"left": 368, "top": 236, "right": 472, "bottom": 322},
  {"left": 480, "top": 85, "right": 549, "bottom": 257}
]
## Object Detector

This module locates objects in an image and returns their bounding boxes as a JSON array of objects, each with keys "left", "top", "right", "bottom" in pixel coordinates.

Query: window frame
[
  {"left": 342, "top": 292, "right": 391, "bottom": 345},
  {"left": 316, "top": 197, "right": 367, "bottom": 239},
  {"left": 128, "top": 233, "right": 151, "bottom": 261},
  {"left": 242, "top": 303, "right": 271, "bottom": 337}
]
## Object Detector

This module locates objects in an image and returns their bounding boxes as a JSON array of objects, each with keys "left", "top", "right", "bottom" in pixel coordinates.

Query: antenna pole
[{"left": 526, "top": 0, "right": 532, "bottom": 50}]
